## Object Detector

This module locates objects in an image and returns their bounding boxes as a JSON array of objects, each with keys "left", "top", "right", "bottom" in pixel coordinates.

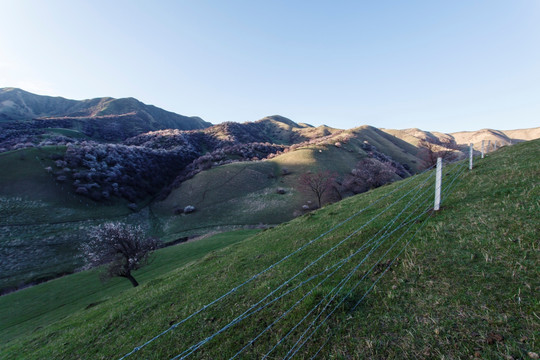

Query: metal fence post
[
  {"left": 434, "top": 157, "right": 442, "bottom": 211},
  {"left": 469, "top": 143, "right": 473, "bottom": 170},
  {"left": 481, "top": 140, "right": 485, "bottom": 159}
]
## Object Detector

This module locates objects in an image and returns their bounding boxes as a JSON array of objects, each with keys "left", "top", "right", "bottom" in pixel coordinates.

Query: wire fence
[
  {"left": 118, "top": 159, "right": 468, "bottom": 360},
  {"left": 283, "top": 162, "right": 467, "bottom": 359}
]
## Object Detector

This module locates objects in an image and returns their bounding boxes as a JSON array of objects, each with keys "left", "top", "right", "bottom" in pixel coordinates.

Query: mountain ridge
[
  {"left": 2, "top": 88, "right": 538, "bottom": 147},
  {"left": 0, "top": 88, "right": 212, "bottom": 141}
]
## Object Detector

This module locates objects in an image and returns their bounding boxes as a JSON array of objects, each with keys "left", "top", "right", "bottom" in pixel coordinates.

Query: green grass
[
  {"left": 2, "top": 140, "right": 538, "bottom": 359},
  {"left": 352, "top": 125, "right": 423, "bottom": 171},
  {"left": 0, "top": 147, "right": 153, "bottom": 291},
  {"left": 0, "top": 147, "right": 134, "bottom": 225},
  {"left": 0, "top": 229, "right": 259, "bottom": 343},
  {"left": 153, "top": 124, "right": 427, "bottom": 238},
  {"left": 1, "top": 125, "right": 426, "bottom": 291},
  {"left": 153, "top": 161, "right": 286, "bottom": 238},
  {"left": 153, "top": 143, "right": 372, "bottom": 237}
]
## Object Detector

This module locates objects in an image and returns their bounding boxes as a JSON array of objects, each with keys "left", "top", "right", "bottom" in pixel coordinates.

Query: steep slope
[
  {"left": 0, "top": 230, "right": 258, "bottom": 342},
  {"left": 1, "top": 139, "right": 537, "bottom": 359},
  {"left": 4, "top": 95, "right": 537, "bottom": 295},
  {"left": 0, "top": 146, "right": 158, "bottom": 293},
  {"left": 352, "top": 125, "right": 422, "bottom": 168},
  {"left": 0, "top": 119, "right": 423, "bottom": 294}
]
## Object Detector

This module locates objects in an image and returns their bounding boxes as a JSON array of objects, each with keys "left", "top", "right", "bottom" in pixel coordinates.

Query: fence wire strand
[
  {"left": 289, "top": 160, "right": 468, "bottom": 359},
  {"left": 116, "top": 161, "right": 470, "bottom": 360},
  {"left": 118, "top": 166, "right": 435, "bottom": 360},
  {"left": 170, "top": 172, "right": 436, "bottom": 359},
  {"left": 249, "top": 177, "right": 437, "bottom": 359}
]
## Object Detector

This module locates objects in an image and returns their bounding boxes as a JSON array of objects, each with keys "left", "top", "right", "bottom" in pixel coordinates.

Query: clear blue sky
[{"left": 1, "top": 0, "right": 539, "bottom": 133}]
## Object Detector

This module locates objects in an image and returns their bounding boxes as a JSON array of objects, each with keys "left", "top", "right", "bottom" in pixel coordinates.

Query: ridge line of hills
[{"left": 2, "top": 87, "right": 539, "bottom": 147}]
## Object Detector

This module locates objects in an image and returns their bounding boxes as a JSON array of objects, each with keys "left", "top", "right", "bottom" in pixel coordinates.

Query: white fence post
[
  {"left": 494, "top": 141, "right": 497, "bottom": 151},
  {"left": 469, "top": 143, "right": 473, "bottom": 170},
  {"left": 434, "top": 157, "right": 442, "bottom": 211},
  {"left": 487, "top": 140, "right": 491, "bottom": 154},
  {"left": 481, "top": 140, "right": 485, "bottom": 159}
]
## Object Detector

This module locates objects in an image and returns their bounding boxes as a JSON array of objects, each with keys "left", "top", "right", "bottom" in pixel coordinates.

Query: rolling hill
[
  {"left": 0, "top": 121, "right": 421, "bottom": 292},
  {"left": 1, "top": 137, "right": 537, "bottom": 359},
  {"left": 151, "top": 124, "right": 422, "bottom": 239}
]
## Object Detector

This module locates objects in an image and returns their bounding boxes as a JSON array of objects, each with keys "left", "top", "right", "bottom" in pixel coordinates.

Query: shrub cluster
[
  {"left": 360, "top": 142, "right": 411, "bottom": 178},
  {"left": 342, "top": 158, "right": 395, "bottom": 194},
  {"left": 61, "top": 142, "right": 198, "bottom": 202},
  {"left": 0, "top": 122, "right": 43, "bottom": 152},
  {"left": 0, "top": 121, "right": 83, "bottom": 152},
  {"left": 124, "top": 129, "right": 208, "bottom": 151}
]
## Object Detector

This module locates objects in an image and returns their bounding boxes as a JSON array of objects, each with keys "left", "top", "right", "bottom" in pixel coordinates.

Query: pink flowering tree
[{"left": 81, "top": 222, "right": 161, "bottom": 287}]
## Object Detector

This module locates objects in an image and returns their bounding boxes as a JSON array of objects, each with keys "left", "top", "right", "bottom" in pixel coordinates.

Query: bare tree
[
  {"left": 81, "top": 222, "right": 161, "bottom": 287},
  {"left": 298, "top": 170, "right": 337, "bottom": 208},
  {"left": 343, "top": 158, "right": 396, "bottom": 194},
  {"left": 418, "top": 139, "right": 460, "bottom": 169}
]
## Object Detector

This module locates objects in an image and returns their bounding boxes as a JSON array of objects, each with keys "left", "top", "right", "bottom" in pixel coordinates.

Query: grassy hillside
[
  {"left": 153, "top": 145, "right": 363, "bottom": 238},
  {"left": 0, "top": 147, "right": 134, "bottom": 222},
  {"left": 0, "top": 229, "right": 259, "bottom": 343},
  {"left": 0, "top": 122, "right": 424, "bottom": 291},
  {"left": 450, "top": 129, "right": 513, "bottom": 148},
  {"left": 0, "top": 147, "right": 149, "bottom": 291},
  {"left": 381, "top": 128, "right": 450, "bottom": 146},
  {"left": 1, "top": 139, "right": 537, "bottom": 359},
  {"left": 502, "top": 126, "right": 540, "bottom": 141},
  {"left": 154, "top": 126, "right": 424, "bottom": 238},
  {"left": 353, "top": 125, "right": 422, "bottom": 167}
]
